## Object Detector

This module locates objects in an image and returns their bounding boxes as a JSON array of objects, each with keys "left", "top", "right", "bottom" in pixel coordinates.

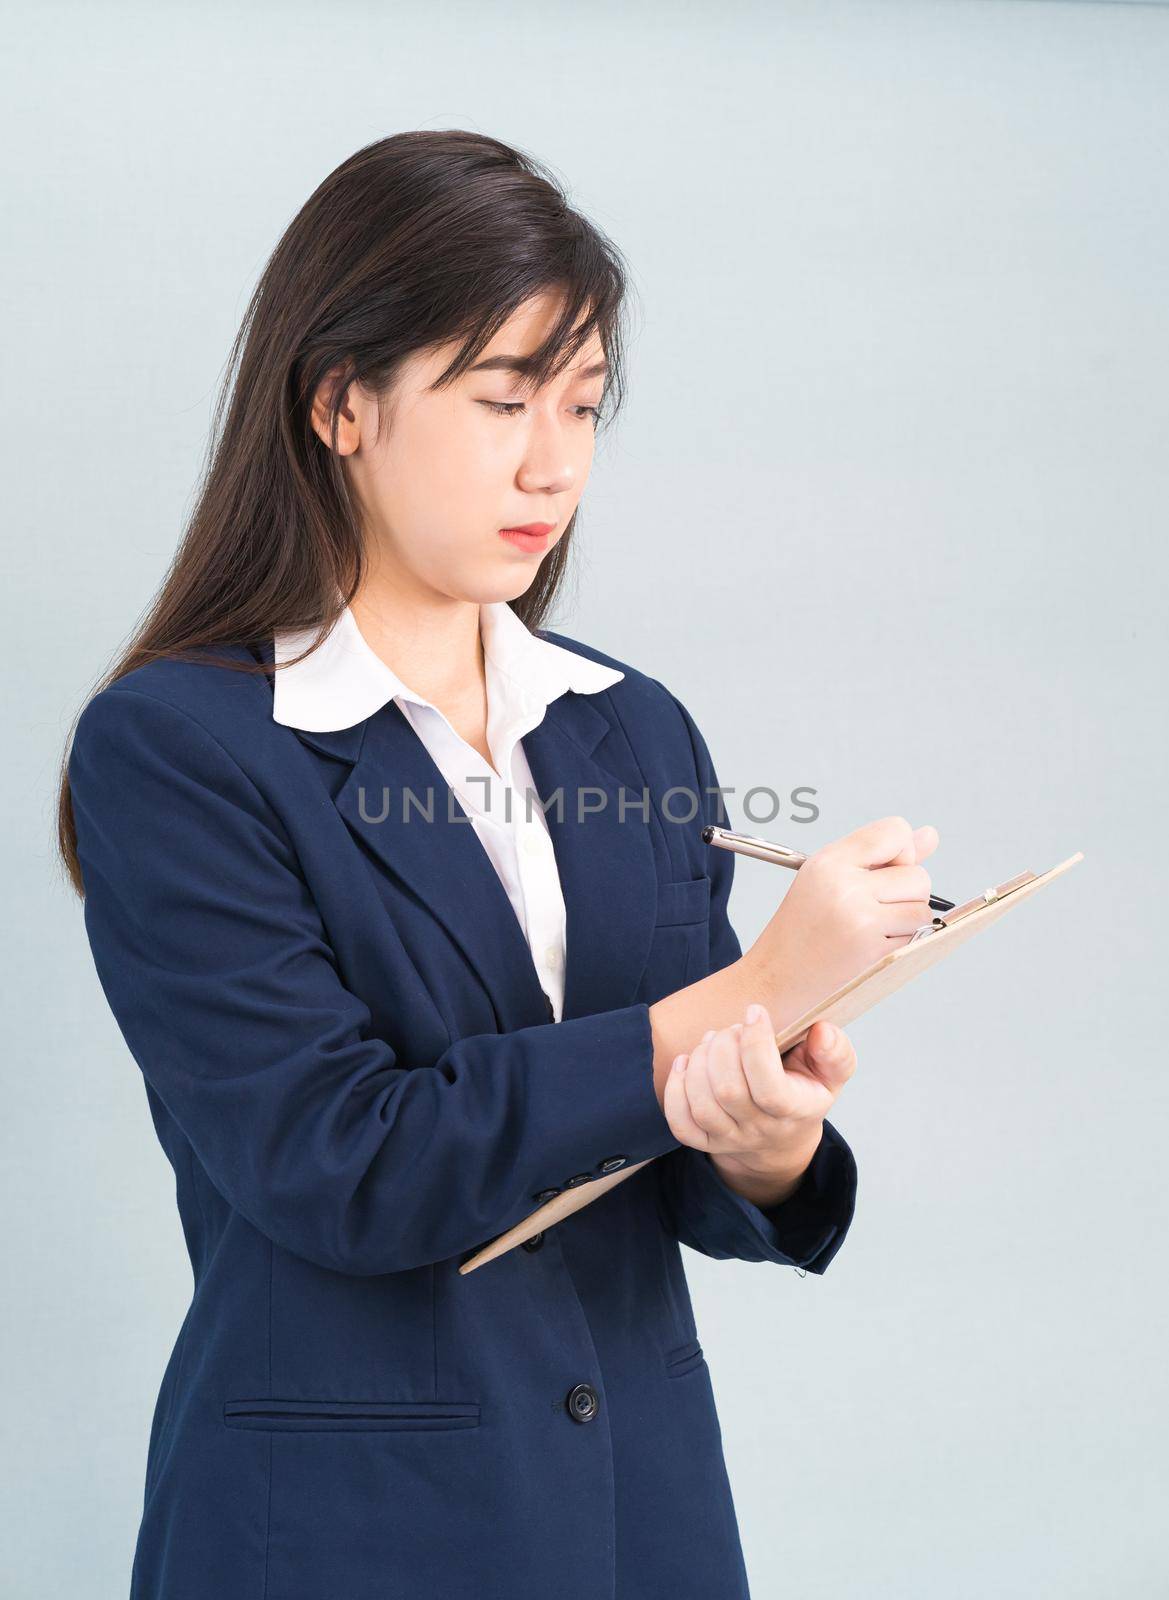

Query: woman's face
[{"left": 314, "top": 290, "right": 607, "bottom": 605}]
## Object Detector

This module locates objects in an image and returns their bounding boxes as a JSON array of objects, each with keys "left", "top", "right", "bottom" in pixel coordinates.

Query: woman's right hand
[{"left": 744, "top": 815, "right": 940, "bottom": 1028}]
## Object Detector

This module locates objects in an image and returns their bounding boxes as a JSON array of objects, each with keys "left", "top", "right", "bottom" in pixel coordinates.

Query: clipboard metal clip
[{"left": 906, "top": 875, "right": 1029, "bottom": 944}]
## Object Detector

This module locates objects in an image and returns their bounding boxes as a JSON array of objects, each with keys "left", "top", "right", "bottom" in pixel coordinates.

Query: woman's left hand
[{"left": 662, "top": 1004, "right": 856, "bottom": 1176}]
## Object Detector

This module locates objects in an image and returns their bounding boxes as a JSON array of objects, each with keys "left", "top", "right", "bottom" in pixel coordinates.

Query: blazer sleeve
[
  {"left": 649, "top": 689, "right": 859, "bottom": 1274},
  {"left": 69, "top": 685, "right": 683, "bottom": 1278}
]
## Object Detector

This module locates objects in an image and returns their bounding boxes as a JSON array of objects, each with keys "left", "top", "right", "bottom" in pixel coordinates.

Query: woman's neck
[{"left": 349, "top": 581, "right": 494, "bottom": 767}]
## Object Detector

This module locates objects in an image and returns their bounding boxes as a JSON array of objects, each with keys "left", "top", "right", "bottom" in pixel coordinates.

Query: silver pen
[{"left": 700, "top": 824, "right": 956, "bottom": 914}]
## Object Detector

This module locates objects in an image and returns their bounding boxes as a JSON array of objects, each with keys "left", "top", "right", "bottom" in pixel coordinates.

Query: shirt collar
[{"left": 271, "top": 599, "right": 623, "bottom": 733}]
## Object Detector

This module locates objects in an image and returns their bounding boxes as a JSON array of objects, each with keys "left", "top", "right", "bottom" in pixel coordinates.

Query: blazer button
[
  {"left": 533, "top": 1187, "right": 561, "bottom": 1203},
  {"left": 598, "top": 1155, "right": 628, "bottom": 1174},
  {"left": 566, "top": 1382, "right": 599, "bottom": 1424},
  {"left": 521, "top": 1231, "right": 545, "bottom": 1252},
  {"left": 563, "top": 1172, "right": 593, "bottom": 1188}
]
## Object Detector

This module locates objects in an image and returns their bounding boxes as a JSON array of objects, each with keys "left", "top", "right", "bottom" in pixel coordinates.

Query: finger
[
  {"left": 737, "top": 1004, "right": 789, "bottom": 1115},
  {"left": 870, "top": 863, "right": 933, "bottom": 905},
  {"left": 913, "top": 824, "right": 939, "bottom": 863},
  {"left": 662, "top": 1051, "right": 711, "bottom": 1149},
  {"left": 879, "top": 901, "right": 934, "bottom": 937},
  {"left": 703, "top": 1023, "right": 757, "bottom": 1127},
  {"left": 683, "top": 1029, "right": 742, "bottom": 1138},
  {"left": 844, "top": 815, "right": 919, "bottom": 869}
]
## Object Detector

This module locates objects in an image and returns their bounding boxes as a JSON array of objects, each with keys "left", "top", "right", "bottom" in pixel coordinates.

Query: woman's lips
[{"left": 499, "top": 527, "right": 551, "bottom": 552}]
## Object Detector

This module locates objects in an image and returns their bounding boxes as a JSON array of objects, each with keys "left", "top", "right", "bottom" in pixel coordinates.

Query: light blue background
[{"left": 5, "top": 1, "right": 1166, "bottom": 1594}]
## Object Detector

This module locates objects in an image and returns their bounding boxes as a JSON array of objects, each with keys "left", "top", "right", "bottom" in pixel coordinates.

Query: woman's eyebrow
[{"left": 469, "top": 354, "right": 608, "bottom": 379}]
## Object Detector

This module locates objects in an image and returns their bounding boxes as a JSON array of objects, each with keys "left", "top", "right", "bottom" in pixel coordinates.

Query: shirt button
[
  {"left": 566, "top": 1383, "right": 599, "bottom": 1424},
  {"left": 543, "top": 943, "right": 560, "bottom": 966},
  {"left": 522, "top": 831, "right": 543, "bottom": 857}
]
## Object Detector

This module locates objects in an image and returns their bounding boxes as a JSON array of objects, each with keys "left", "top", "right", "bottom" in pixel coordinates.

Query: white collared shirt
[{"left": 272, "top": 601, "right": 624, "bottom": 1023}]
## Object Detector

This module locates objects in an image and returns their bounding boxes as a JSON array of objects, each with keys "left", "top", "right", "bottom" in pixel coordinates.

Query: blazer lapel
[
  {"left": 290, "top": 689, "right": 658, "bottom": 1030},
  {"left": 520, "top": 692, "right": 658, "bottom": 1022}
]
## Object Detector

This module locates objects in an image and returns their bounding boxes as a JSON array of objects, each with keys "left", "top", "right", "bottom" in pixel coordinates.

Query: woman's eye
[{"left": 481, "top": 401, "right": 602, "bottom": 424}]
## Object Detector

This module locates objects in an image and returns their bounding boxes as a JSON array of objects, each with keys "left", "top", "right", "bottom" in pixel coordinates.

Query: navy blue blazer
[{"left": 69, "top": 626, "right": 857, "bottom": 1600}]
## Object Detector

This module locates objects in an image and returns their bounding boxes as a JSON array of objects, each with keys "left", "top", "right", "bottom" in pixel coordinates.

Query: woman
[{"left": 59, "top": 130, "right": 937, "bottom": 1600}]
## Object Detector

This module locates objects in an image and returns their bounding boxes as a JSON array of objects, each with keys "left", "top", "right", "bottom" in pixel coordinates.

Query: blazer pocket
[
  {"left": 662, "top": 1336, "right": 706, "bottom": 1379},
  {"left": 223, "top": 1397, "right": 481, "bottom": 1432},
  {"left": 655, "top": 875, "right": 711, "bottom": 927}
]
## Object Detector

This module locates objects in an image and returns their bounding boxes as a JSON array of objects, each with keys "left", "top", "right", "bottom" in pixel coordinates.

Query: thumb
[{"left": 786, "top": 1020, "right": 855, "bottom": 1088}]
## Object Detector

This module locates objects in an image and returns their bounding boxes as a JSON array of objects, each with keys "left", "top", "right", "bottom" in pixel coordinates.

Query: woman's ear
[{"left": 310, "top": 364, "right": 361, "bottom": 454}]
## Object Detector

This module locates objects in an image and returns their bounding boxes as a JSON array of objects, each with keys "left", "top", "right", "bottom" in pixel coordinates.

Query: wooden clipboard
[{"left": 458, "top": 850, "right": 1084, "bottom": 1274}]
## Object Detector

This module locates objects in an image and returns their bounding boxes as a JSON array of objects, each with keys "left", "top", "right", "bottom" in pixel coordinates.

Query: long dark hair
[{"left": 57, "top": 129, "right": 636, "bottom": 897}]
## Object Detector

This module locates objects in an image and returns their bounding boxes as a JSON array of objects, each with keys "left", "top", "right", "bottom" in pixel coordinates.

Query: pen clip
[{"left": 700, "top": 824, "right": 806, "bottom": 868}]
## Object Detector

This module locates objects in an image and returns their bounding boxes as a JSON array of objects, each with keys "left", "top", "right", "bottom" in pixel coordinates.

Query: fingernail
[
  {"left": 702, "top": 1029, "right": 715, "bottom": 1043},
  {"left": 820, "top": 1025, "right": 838, "bottom": 1050},
  {"left": 745, "top": 1003, "right": 762, "bottom": 1024},
  {"left": 672, "top": 1054, "right": 688, "bottom": 1072}
]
